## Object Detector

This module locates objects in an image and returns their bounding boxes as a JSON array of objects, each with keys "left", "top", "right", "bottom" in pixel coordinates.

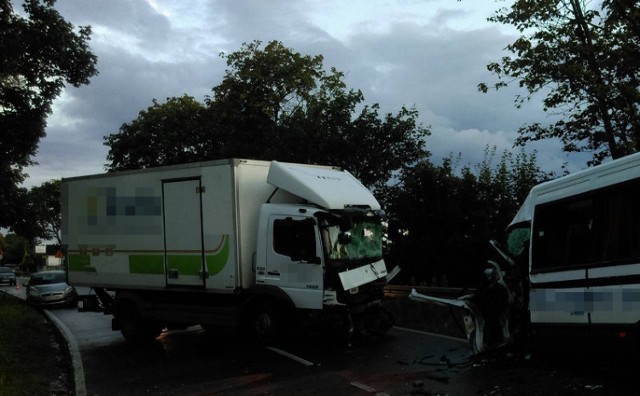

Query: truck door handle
[
  {"left": 168, "top": 269, "right": 179, "bottom": 279},
  {"left": 267, "top": 271, "right": 280, "bottom": 276}
]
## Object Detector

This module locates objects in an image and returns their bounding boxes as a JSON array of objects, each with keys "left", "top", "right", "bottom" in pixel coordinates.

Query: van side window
[
  {"left": 599, "top": 182, "right": 640, "bottom": 262},
  {"left": 273, "top": 218, "right": 317, "bottom": 262},
  {"left": 532, "top": 178, "right": 640, "bottom": 272},
  {"left": 533, "top": 198, "right": 595, "bottom": 270}
]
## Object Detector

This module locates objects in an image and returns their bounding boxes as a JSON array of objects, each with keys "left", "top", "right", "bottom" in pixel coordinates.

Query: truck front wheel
[
  {"left": 117, "top": 301, "right": 162, "bottom": 343},
  {"left": 250, "top": 302, "right": 281, "bottom": 344}
]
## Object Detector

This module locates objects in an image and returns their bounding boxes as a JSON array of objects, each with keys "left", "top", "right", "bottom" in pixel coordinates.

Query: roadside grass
[{"left": 0, "top": 292, "right": 71, "bottom": 396}]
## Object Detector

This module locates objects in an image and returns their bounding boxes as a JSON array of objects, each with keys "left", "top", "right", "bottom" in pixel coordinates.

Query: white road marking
[
  {"left": 265, "top": 346, "right": 315, "bottom": 366},
  {"left": 350, "top": 381, "right": 377, "bottom": 392}
]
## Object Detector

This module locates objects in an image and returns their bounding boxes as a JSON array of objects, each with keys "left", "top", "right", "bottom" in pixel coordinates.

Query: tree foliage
[
  {"left": 0, "top": 233, "right": 6, "bottom": 258},
  {"left": 28, "top": 179, "right": 62, "bottom": 245},
  {"left": 0, "top": 0, "right": 98, "bottom": 227},
  {"left": 385, "top": 148, "right": 550, "bottom": 286},
  {"left": 1, "top": 233, "right": 27, "bottom": 266},
  {"left": 0, "top": 179, "right": 62, "bottom": 268},
  {"left": 105, "top": 95, "right": 216, "bottom": 170},
  {"left": 479, "top": 0, "right": 640, "bottom": 165},
  {"left": 105, "top": 40, "right": 429, "bottom": 193}
]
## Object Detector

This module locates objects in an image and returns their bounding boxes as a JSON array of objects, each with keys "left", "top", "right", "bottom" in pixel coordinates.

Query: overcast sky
[{"left": 22, "top": 0, "right": 587, "bottom": 187}]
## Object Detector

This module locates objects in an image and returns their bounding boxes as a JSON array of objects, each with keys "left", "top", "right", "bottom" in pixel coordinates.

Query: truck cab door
[{"left": 263, "top": 215, "right": 324, "bottom": 309}]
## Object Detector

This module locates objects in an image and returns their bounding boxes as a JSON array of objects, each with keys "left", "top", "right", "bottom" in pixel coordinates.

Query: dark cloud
[
  {"left": 54, "top": 0, "right": 171, "bottom": 49},
  {"left": 24, "top": 0, "right": 586, "bottom": 187}
]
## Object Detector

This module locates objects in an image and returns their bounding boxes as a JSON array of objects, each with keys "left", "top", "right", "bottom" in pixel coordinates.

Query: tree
[
  {"left": 105, "top": 40, "right": 429, "bottom": 193},
  {"left": 105, "top": 95, "right": 217, "bottom": 171},
  {"left": 1, "top": 180, "right": 63, "bottom": 270},
  {"left": 0, "top": 0, "right": 98, "bottom": 227},
  {"left": 385, "top": 148, "right": 549, "bottom": 286},
  {"left": 0, "top": 233, "right": 6, "bottom": 261},
  {"left": 29, "top": 179, "right": 62, "bottom": 245},
  {"left": 210, "top": 40, "right": 429, "bottom": 192},
  {"left": 2, "top": 233, "right": 27, "bottom": 267},
  {"left": 479, "top": 1, "right": 640, "bottom": 165},
  {"left": 8, "top": 186, "right": 44, "bottom": 258}
]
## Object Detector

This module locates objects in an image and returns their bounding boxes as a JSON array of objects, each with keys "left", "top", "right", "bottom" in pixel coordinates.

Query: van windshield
[
  {"left": 506, "top": 222, "right": 531, "bottom": 261},
  {"left": 324, "top": 219, "right": 383, "bottom": 262}
]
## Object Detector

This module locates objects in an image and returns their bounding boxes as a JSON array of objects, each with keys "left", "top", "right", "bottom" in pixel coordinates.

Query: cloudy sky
[{"left": 22, "top": 0, "right": 585, "bottom": 187}]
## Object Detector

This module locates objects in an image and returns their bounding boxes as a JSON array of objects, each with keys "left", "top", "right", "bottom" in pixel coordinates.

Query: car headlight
[
  {"left": 63, "top": 286, "right": 74, "bottom": 295},
  {"left": 28, "top": 287, "right": 40, "bottom": 296}
]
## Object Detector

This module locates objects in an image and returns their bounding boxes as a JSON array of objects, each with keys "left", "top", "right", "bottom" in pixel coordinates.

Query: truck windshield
[{"left": 324, "top": 219, "right": 383, "bottom": 261}]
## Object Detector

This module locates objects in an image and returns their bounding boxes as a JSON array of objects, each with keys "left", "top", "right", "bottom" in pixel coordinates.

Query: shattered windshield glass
[
  {"left": 324, "top": 219, "right": 383, "bottom": 261},
  {"left": 506, "top": 223, "right": 531, "bottom": 259}
]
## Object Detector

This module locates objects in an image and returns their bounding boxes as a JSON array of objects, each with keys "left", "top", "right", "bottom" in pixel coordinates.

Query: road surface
[{"left": 3, "top": 280, "right": 640, "bottom": 395}]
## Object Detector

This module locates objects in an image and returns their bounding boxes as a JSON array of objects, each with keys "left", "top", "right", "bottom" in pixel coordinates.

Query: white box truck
[{"left": 62, "top": 159, "right": 392, "bottom": 342}]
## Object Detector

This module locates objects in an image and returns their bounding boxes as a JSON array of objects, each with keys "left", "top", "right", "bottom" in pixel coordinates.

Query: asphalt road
[
  {"left": 4, "top": 280, "right": 471, "bottom": 394},
  {"left": 4, "top": 280, "right": 640, "bottom": 395},
  {"left": 50, "top": 309, "right": 472, "bottom": 395}
]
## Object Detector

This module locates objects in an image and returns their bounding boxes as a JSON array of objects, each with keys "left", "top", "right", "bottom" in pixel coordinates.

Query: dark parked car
[
  {"left": 0, "top": 266, "right": 16, "bottom": 286},
  {"left": 25, "top": 270, "right": 77, "bottom": 307}
]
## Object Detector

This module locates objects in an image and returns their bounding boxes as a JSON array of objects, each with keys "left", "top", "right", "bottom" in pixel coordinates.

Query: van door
[
  {"left": 163, "top": 179, "right": 205, "bottom": 287},
  {"left": 264, "top": 215, "right": 324, "bottom": 309},
  {"left": 530, "top": 198, "right": 591, "bottom": 325}
]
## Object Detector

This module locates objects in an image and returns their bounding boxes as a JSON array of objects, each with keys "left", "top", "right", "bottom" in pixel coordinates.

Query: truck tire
[
  {"left": 117, "top": 301, "right": 162, "bottom": 343},
  {"left": 250, "top": 302, "right": 281, "bottom": 344},
  {"left": 371, "top": 307, "right": 394, "bottom": 336}
]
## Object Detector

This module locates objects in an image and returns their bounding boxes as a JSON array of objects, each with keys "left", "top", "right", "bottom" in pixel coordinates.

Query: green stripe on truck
[
  {"left": 166, "top": 255, "right": 202, "bottom": 275},
  {"left": 207, "top": 235, "right": 230, "bottom": 276},
  {"left": 129, "top": 255, "right": 164, "bottom": 274},
  {"left": 68, "top": 235, "right": 229, "bottom": 276},
  {"left": 68, "top": 255, "right": 94, "bottom": 272}
]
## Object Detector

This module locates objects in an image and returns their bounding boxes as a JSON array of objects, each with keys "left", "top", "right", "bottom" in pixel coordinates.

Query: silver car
[
  {"left": 25, "top": 270, "right": 77, "bottom": 307},
  {"left": 0, "top": 266, "right": 16, "bottom": 285}
]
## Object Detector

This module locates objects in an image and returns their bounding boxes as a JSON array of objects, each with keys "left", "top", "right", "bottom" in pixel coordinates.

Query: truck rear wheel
[{"left": 118, "top": 301, "right": 162, "bottom": 343}]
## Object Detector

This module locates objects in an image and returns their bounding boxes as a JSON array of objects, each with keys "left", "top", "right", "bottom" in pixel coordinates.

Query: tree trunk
[{"left": 570, "top": 0, "right": 623, "bottom": 158}]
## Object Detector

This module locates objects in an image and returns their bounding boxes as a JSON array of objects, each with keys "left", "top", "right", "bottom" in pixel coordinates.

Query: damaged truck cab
[
  {"left": 255, "top": 204, "right": 388, "bottom": 336},
  {"left": 63, "top": 159, "right": 392, "bottom": 343}
]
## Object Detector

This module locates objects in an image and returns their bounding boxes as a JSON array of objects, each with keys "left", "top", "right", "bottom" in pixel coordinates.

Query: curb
[{"left": 44, "top": 310, "right": 87, "bottom": 396}]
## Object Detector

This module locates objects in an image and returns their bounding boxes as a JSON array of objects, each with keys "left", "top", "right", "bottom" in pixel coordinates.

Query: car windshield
[
  {"left": 324, "top": 219, "right": 383, "bottom": 262},
  {"left": 30, "top": 272, "right": 66, "bottom": 285},
  {"left": 0, "top": 267, "right": 12, "bottom": 273}
]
